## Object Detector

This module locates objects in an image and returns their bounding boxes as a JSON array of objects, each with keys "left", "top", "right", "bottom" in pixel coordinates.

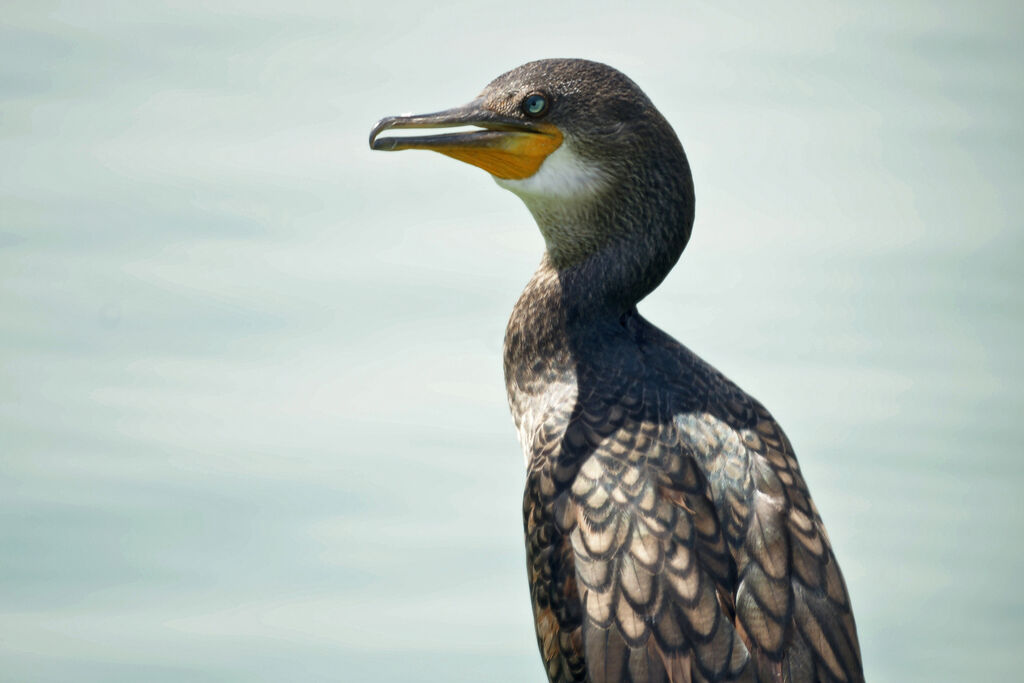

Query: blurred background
[{"left": 2, "top": 1, "right": 1021, "bottom": 680}]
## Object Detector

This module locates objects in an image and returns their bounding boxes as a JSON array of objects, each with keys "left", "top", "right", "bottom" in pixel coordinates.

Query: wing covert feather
[{"left": 520, "top": 316, "right": 863, "bottom": 683}]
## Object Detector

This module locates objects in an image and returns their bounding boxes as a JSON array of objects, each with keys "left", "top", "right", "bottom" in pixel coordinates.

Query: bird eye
[{"left": 522, "top": 93, "right": 549, "bottom": 117}]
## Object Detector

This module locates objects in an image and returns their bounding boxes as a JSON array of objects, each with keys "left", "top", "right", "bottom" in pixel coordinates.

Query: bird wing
[
  {"left": 647, "top": 315, "right": 863, "bottom": 682},
  {"left": 524, "top": 365, "right": 753, "bottom": 683},
  {"left": 523, "top": 332, "right": 863, "bottom": 683},
  {"left": 678, "top": 379, "right": 863, "bottom": 683}
]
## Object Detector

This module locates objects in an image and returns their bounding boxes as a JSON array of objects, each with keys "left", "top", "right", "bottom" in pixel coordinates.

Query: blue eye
[{"left": 523, "top": 93, "right": 548, "bottom": 117}]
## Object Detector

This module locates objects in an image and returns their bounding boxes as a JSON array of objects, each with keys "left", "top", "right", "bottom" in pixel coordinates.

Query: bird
[{"left": 370, "top": 58, "right": 863, "bottom": 683}]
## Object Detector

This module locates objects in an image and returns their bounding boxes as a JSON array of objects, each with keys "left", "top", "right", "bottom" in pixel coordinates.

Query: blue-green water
[{"left": 2, "top": 1, "right": 1022, "bottom": 680}]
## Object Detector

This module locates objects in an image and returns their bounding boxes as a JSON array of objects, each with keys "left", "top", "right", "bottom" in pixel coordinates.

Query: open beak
[{"left": 369, "top": 99, "right": 562, "bottom": 180}]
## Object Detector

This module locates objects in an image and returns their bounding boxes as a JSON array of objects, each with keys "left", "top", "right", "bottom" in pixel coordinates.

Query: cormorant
[{"left": 370, "top": 58, "right": 863, "bottom": 683}]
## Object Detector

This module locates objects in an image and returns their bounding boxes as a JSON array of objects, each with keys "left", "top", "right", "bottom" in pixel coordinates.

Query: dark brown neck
[
  {"left": 503, "top": 257, "right": 572, "bottom": 397},
  {"left": 502, "top": 253, "right": 640, "bottom": 402},
  {"left": 504, "top": 135, "right": 695, "bottom": 400}
]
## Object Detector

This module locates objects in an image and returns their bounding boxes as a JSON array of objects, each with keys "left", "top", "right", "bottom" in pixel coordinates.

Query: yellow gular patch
[{"left": 437, "top": 125, "right": 563, "bottom": 180}]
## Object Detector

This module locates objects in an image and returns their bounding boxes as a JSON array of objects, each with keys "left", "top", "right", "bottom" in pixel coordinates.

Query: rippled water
[{"left": 2, "top": 1, "right": 1021, "bottom": 680}]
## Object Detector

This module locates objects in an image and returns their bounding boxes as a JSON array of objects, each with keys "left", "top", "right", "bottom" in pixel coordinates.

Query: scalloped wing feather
[{"left": 519, "top": 317, "right": 863, "bottom": 683}]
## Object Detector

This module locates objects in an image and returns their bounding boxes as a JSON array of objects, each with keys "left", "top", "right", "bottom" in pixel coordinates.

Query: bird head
[{"left": 371, "top": 59, "right": 694, "bottom": 305}]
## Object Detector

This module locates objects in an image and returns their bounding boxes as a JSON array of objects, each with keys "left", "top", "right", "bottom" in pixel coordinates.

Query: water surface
[{"left": 2, "top": 1, "right": 1022, "bottom": 680}]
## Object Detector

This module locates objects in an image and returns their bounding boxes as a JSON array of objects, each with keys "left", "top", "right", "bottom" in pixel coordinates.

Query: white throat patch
[{"left": 494, "top": 143, "right": 608, "bottom": 201}]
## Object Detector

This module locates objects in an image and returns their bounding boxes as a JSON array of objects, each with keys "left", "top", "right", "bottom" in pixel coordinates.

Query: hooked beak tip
[{"left": 369, "top": 117, "right": 397, "bottom": 150}]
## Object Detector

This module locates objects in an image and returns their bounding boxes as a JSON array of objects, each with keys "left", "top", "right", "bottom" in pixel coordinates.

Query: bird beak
[{"left": 369, "top": 99, "right": 562, "bottom": 180}]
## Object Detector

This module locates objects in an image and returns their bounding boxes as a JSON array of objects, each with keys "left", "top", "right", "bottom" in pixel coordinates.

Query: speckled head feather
[
  {"left": 372, "top": 58, "right": 695, "bottom": 310},
  {"left": 478, "top": 59, "right": 665, "bottom": 154},
  {"left": 481, "top": 60, "right": 695, "bottom": 301}
]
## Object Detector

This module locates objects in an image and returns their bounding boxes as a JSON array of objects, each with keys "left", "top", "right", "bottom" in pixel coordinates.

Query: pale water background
[{"left": 2, "top": 1, "right": 1022, "bottom": 681}]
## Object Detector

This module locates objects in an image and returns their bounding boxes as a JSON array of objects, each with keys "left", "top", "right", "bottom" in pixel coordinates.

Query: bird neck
[
  {"left": 536, "top": 169, "right": 694, "bottom": 317},
  {"left": 503, "top": 244, "right": 662, "bottom": 386},
  {"left": 505, "top": 138, "right": 695, "bottom": 393}
]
